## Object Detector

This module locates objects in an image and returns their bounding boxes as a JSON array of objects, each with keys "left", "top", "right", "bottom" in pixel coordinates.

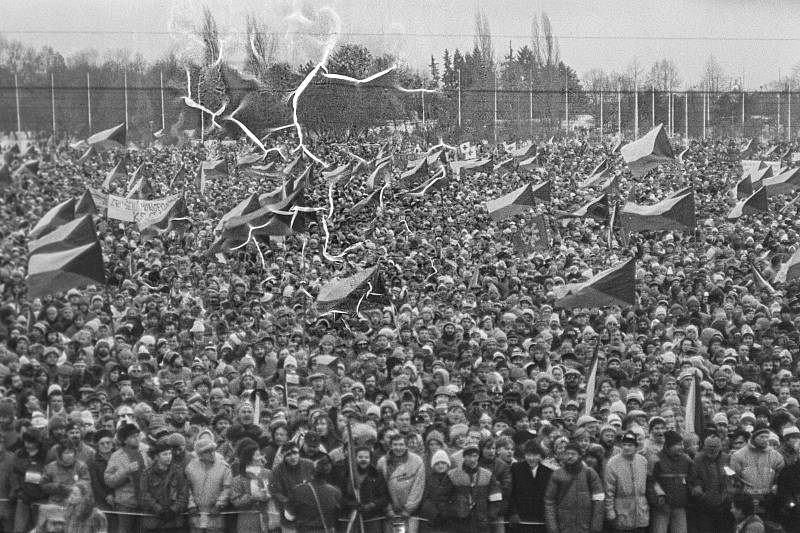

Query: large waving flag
[
  {"left": 554, "top": 258, "right": 636, "bottom": 309},
  {"left": 87, "top": 123, "right": 126, "bottom": 150},
  {"left": 735, "top": 174, "right": 753, "bottom": 199},
  {"left": 29, "top": 198, "right": 76, "bottom": 239},
  {"left": 198, "top": 159, "right": 228, "bottom": 194},
  {"left": 620, "top": 192, "right": 695, "bottom": 233},
  {"left": 28, "top": 215, "right": 96, "bottom": 255},
  {"left": 405, "top": 169, "right": 447, "bottom": 199},
  {"left": 399, "top": 157, "right": 429, "bottom": 187},
  {"left": 13, "top": 160, "right": 39, "bottom": 179},
  {"left": 764, "top": 167, "right": 800, "bottom": 197},
  {"left": 727, "top": 186, "right": 767, "bottom": 219},
  {"left": 507, "top": 142, "right": 537, "bottom": 160},
  {"left": 366, "top": 160, "right": 392, "bottom": 190},
  {"left": 450, "top": 158, "right": 492, "bottom": 177},
  {"left": 486, "top": 181, "right": 550, "bottom": 221},
  {"left": 216, "top": 193, "right": 262, "bottom": 232},
  {"left": 571, "top": 193, "right": 609, "bottom": 222},
  {"left": 316, "top": 266, "right": 389, "bottom": 314},
  {"left": 620, "top": 124, "right": 675, "bottom": 177},
  {"left": 139, "top": 196, "right": 190, "bottom": 234},
  {"left": 776, "top": 248, "right": 800, "bottom": 283},
  {"left": 27, "top": 217, "right": 105, "bottom": 298}
]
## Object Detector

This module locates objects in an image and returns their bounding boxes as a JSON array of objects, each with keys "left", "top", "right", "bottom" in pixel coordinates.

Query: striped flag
[
  {"left": 486, "top": 181, "right": 551, "bottom": 221},
  {"left": 620, "top": 192, "right": 695, "bottom": 233},
  {"left": 727, "top": 187, "right": 767, "bottom": 219},
  {"left": 583, "top": 346, "right": 601, "bottom": 416},
  {"left": 29, "top": 198, "right": 76, "bottom": 239},
  {"left": 27, "top": 216, "right": 105, "bottom": 298},
  {"left": 74, "top": 190, "right": 97, "bottom": 216},
  {"left": 620, "top": 124, "right": 675, "bottom": 177},
  {"left": 87, "top": 122, "right": 126, "bottom": 150},
  {"left": 684, "top": 374, "right": 706, "bottom": 437},
  {"left": 198, "top": 159, "right": 228, "bottom": 194},
  {"left": 366, "top": 160, "right": 392, "bottom": 190},
  {"left": 554, "top": 259, "right": 636, "bottom": 309},
  {"left": 751, "top": 262, "right": 776, "bottom": 295}
]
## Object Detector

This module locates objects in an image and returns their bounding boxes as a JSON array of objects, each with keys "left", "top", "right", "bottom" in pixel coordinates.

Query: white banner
[{"left": 106, "top": 193, "right": 182, "bottom": 225}]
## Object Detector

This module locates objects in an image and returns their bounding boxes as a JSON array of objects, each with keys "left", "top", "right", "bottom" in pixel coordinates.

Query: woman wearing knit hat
[{"left": 420, "top": 449, "right": 454, "bottom": 531}]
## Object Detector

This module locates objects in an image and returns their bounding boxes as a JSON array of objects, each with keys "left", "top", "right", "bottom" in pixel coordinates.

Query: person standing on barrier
[
  {"left": 140, "top": 438, "right": 189, "bottom": 533},
  {"left": 508, "top": 440, "right": 552, "bottom": 533},
  {"left": 104, "top": 423, "right": 148, "bottom": 533},
  {"left": 377, "top": 433, "right": 425, "bottom": 533},
  {"left": 185, "top": 434, "right": 231, "bottom": 533}
]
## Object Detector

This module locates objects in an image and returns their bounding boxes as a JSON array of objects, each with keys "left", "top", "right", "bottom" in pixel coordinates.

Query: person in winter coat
[
  {"left": 85, "top": 429, "right": 114, "bottom": 509},
  {"left": 40, "top": 443, "right": 91, "bottom": 504},
  {"left": 139, "top": 439, "right": 189, "bottom": 533},
  {"left": 270, "top": 441, "right": 315, "bottom": 531},
  {"left": 604, "top": 432, "right": 649, "bottom": 533},
  {"left": 377, "top": 433, "right": 426, "bottom": 533},
  {"left": 479, "top": 437, "right": 512, "bottom": 529},
  {"left": 342, "top": 446, "right": 390, "bottom": 533},
  {"left": 104, "top": 423, "right": 149, "bottom": 533},
  {"left": 691, "top": 435, "right": 732, "bottom": 533},
  {"left": 508, "top": 439, "right": 551, "bottom": 533},
  {"left": 420, "top": 449, "right": 454, "bottom": 532},
  {"left": 647, "top": 431, "right": 696, "bottom": 533},
  {"left": 544, "top": 442, "right": 604, "bottom": 533},
  {"left": 230, "top": 438, "right": 272, "bottom": 533},
  {"left": 184, "top": 435, "right": 231, "bottom": 533},
  {"left": 286, "top": 454, "right": 343, "bottom": 533},
  {"left": 447, "top": 442, "right": 502, "bottom": 533},
  {"left": 730, "top": 426, "right": 785, "bottom": 515},
  {"left": 0, "top": 432, "right": 18, "bottom": 533},
  {"left": 11, "top": 428, "right": 49, "bottom": 533}
]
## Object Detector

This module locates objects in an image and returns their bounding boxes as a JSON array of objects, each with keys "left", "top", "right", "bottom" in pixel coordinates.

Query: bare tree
[
  {"left": 627, "top": 57, "right": 643, "bottom": 88},
  {"left": 583, "top": 68, "right": 610, "bottom": 92},
  {"left": 245, "top": 14, "right": 275, "bottom": 82},
  {"left": 700, "top": 55, "right": 727, "bottom": 92},
  {"left": 541, "top": 13, "right": 559, "bottom": 67},
  {"left": 647, "top": 58, "right": 681, "bottom": 91},
  {"left": 474, "top": 10, "right": 494, "bottom": 67},
  {"left": 530, "top": 15, "right": 542, "bottom": 66},
  {"left": 199, "top": 6, "right": 221, "bottom": 66}
]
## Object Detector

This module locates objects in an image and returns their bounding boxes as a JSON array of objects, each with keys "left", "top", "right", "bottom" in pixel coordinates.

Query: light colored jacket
[
  {"left": 184, "top": 453, "right": 232, "bottom": 532},
  {"left": 103, "top": 448, "right": 149, "bottom": 508},
  {"left": 730, "top": 444, "right": 784, "bottom": 496},
  {"left": 377, "top": 451, "right": 425, "bottom": 514},
  {"left": 604, "top": 453, "right": 649, "bottom": 530}
]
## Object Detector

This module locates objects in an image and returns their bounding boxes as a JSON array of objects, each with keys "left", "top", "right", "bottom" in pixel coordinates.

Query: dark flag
[
  {"left": 684, "top": 374, "right": 706, "bottom": 438},
  {"left": 0, "top": 164, "right": 11, "bottom": 189},
  {"left": 28, "top": 215, "right": 96, "bottom": 255},
  {"left": 764, "top": 167, "right": 800, "bottom": 197},
  {"left": 87, "top": 122, "right": 126, "bottom": 150},
  {"left": 198, "top": 159, "right": 228, "bottom": 194},
  {"left": 216, "top": 193, "right": 262, "bottom": 233},
  {"left": 486, "top": 181, "right": 550, "bottom": 221},
  {"left": 29, "top": 198, "right": 77, "bottom": 239},
  {"left": 139, "top": 196, "right": 190, "bottom": 235},
  {"left": 620, "top": 192, "right": 695, "bottom": 233},
  {"left": 735, "top": 175, "right": 753, "bottom": 199},
  {"left": 571, "top": 194, "right": 609, "bottom": 222},
  {"left": 169, "top": 164, "right": 186, "bottom": 188},
  {"left": 620, "top": 124, "right": 675, "bottom": 177},
  {"left": 727, "top": 186, "right": 767, "bottom": 219},
  {"left": 554, "top": 259, "right": 636, "bottom": 309}
]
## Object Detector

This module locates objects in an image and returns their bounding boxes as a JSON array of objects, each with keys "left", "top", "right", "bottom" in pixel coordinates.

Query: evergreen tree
[
  {"left": 429, "top": 55, "right": 440, "bottom": 88},
  {"left": 442, "top": 49, "right": 455, "bottom": 89}
]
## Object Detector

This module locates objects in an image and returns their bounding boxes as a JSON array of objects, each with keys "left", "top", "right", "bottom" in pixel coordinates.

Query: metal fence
[{"left": 0, "top": 76, "right": 794, "bottom": 143}]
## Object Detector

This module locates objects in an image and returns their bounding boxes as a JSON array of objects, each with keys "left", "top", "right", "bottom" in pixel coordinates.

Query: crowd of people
[{"left": 1, "top": 127, "right": 800, "bottom": 533}]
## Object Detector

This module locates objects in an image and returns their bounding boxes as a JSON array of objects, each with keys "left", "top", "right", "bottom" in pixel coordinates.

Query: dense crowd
[{"left": 1, "top": 130, "right": 800, "bottom": 533}]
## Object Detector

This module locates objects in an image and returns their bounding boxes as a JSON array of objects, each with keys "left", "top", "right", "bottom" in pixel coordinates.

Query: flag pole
[
  {"left": 634, "top": 78, "right": 639, "bottom": 139},
  {"left": 14, "top": 73, "right": 21, "bottom": 134},
  {"left": 684, "top": 90, "right": 688, "bottom": 139},
  {"left": 493, "top": 72, "right": 498, "bottom": 145},
  {"left": 778, "top": 90, "right": 782, "bottom": 139},
  {"left": 529, "top": 66, "right": 533, "bottom": 139},
  {"left": 124, "top": 70, "right": 129, "bottom": 132},
  {"left": 421, "top": 90, "right": 426, "bottom": 127},
  {"left": 457, "top": 68, "right": 462, "bottom": 128},
  {"left": 617, "top": 85, "right": 621, "bottom": 139},
  {"left": 160, "top": 70, "right": 165, "bottom": 131},
  {"left": 651, "top": 86, "right": 655, "bottom": 129},
  {"left": 87, "top": 72, "right": 93, "bottom": 132},
  {"left": 564, "top": 70, "right": 569, "bottom": 134},
  {"left": 51, "top": 72, "right": 56, "bottom": 136},
  {"left": 599, "top": 89, "right": 603, "bottom": 139}
]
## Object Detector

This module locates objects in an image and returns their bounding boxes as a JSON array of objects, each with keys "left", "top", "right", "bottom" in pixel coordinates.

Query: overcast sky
[{"left": 2, "top": 0, "right": 799, "bottom": 89}]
